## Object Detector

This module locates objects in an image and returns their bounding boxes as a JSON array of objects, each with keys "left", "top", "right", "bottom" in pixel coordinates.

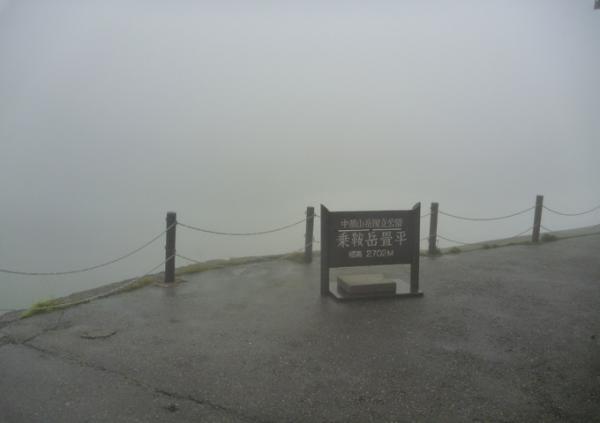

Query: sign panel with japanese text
[
  {"left": 320, "top": 203, "right": 422, "bottom": 298},
  {"left": 326, "top": 210, "right": 415, "bottom": 267}
]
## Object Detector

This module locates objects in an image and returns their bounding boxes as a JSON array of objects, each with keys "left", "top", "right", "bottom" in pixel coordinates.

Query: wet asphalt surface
[{"left": 1, "top": 235, "right": 599, "bottom": 422}]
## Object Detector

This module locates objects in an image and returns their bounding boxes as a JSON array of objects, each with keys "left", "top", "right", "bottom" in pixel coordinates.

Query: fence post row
[
  {"left": 165, "top": 211, "right": 177, "bottom": 283},
  {"left": 428, "top": 202, "right": 439, "bottom": 255},
  {"left": 532, "top": 195, "right": 544, "bottom": 243},
  {"left": 305, "top": 206, "right": 315, "bottom": 263},
  {"left": 164, "top": 196, "right": 552, "bottom": 279}
]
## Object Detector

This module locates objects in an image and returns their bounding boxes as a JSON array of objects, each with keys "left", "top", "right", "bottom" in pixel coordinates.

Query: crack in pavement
[
  {"left": 18, "top": 340, "right": 272, "bottom": 423},
  {"left": 154, "top": 388, "right": 275, "bottom": 423},
  {"left": 3, "top": 311, "right": 68, "bottom": 346}
]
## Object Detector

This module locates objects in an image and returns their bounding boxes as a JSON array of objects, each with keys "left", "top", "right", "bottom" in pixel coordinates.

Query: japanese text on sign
[{"left": 324, "top": 208, "right": 417, "bottom": 268}]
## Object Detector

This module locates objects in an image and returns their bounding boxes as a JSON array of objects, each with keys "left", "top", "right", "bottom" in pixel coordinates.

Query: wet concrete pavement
[{"left": 1, "top": 235, "right": 599, "bottom": 422}]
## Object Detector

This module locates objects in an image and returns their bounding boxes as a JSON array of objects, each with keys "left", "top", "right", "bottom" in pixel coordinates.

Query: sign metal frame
[{"left": 320, "top": 203, "right": 423, "bottom": 300}]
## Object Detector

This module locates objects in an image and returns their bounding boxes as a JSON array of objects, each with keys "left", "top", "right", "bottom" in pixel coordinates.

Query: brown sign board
[{"left": 320, "top": 203, "right": 422, "bottom": 299}]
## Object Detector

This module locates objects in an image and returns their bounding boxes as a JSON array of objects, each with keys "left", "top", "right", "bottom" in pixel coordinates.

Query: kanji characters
[
  {"left": 380, "top": 231, "right": 393, "bottom": 247},
  {"left": 337, "top": 232, "right": 350, "bottom": 248},
  {"left": 366, "top": 231, "right": 378, "bottom": 247},
  {"left": 395, "top": 230, "right": 407, "bottom": 246},
  {"left": 351, "top": 232, "right": 364, "bottom": 247}
]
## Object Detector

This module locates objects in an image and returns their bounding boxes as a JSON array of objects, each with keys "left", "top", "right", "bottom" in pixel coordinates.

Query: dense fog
[{"left": 1, "top": 0, "right": 599, "bottom": 309}]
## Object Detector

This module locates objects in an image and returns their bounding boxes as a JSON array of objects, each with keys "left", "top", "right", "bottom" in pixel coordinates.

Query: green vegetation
[
  {"left": 21, "top": 299, "right": 67, "bottom": 318},
  {"left": 506, "top": 240, "right": 532, "bottom": 247},
  {"left": 175, "top": 252, "right": 304, "bottom": 276},
  {"left": 120, "top": 275, "right": 157, "bottom": 292},
  {"left": 20, "top": 252, "right": 309, "bottom": 319},
  {"left": 21, "top": 276, "right": 157, "bottom": 319},
  {"left": 420, "top": 247, "right": 441, "bottom": 257},
  {"left": 283, "top": 252, "right": 306, "bottom": 264},
  {"left": 541, "top": 233, "right": 558, "bottom": 243},
  {"left": 19, "top": 229, "right": 579, "bottom": 319},
  {"left": 482, "top": 244, "right": 499, "bottom": 249},
  {"left": 18, "top": 230, "right": 579, "bottom": 319}
]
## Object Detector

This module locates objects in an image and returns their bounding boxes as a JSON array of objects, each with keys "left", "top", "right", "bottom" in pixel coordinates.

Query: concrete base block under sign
[
  {"left": 337, "top": 274, "right": 396, "bottom": 295},
  {"left": 330, "top": 275, "right": 423, "bottom": 301}
]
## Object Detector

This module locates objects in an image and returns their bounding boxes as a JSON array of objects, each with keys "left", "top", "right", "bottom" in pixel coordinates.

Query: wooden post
[
  {"left": 320, "top": 205, "right": 330, "bottom": 296},
  {"left": 304, "top": 206, "right": 315, "bottom": 263},
  {"left": 428, "top": 202, "right": 439, "bottom": 255},
  {"left": 165, "top": 212, "right": 176, "bottom": 283},
  {"left": 532, "top": 195, "right": 543, "bottom": 243},
  {"left": 411, "top": 202, "right": 421, "bottom": 294}
]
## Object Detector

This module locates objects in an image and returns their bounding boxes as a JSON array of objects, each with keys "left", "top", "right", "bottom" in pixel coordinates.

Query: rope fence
[
  {"left": 438, "top": 206, "right": 534, "bottom": 222},
  {"left": 0, "top": 224, "right": 174, "bottom": 276},
  {"left": 175, "top": 253, "right": 204, "bottom": 265},
  {"left": 509, "top": 226, "right": 536, "bottom": 238},
  {"left": 0, "top": 213, "right": 311, "bottom": 282},
  {"left": 540, "top": 224, "right": 556, "bottom": 233},
  {"left": 2, "top": 197, "right": 598, "bottom": 308},
  {"left": 178, "top": 219, "right": 306, "bottom": 236},
  {"left": 176, "top": 241, "right": 314, "bottom": 266},
  {"left": 427, "top": 197, "right": 599, "bottom": 252},
  {"left": 25, "top": 256, "right": 175, "bottom": 312},
  {"left": 543, "top": 204, "right": 600, "bottom": 217},
  {"left": 434, "top": 227, "right": 534, "bottom": 247},
  {"left": 435, "top": 234, "right": 471, "bottom": 246}
]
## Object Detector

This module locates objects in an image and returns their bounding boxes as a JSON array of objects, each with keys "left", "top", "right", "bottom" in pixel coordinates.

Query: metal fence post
[
  {"left": 411, "top": 202, "right": 421, "bottom": 294},
  {"left": 428, "top": 202, "right": 439, "bottom": 255},
  {"left": 165, "top": 212, "right": 176, "bottom": 283},
  {"left": 320, "top": 205, "right": 330, "bottom": 296},
  {"left": 305, "top": 206, "right": 315, "bottom": 263},
  {"left": 532, "top": 195, "right": 543, "bottom": 243}
]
